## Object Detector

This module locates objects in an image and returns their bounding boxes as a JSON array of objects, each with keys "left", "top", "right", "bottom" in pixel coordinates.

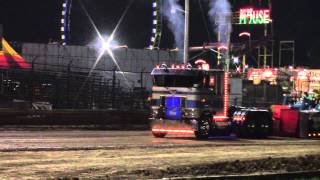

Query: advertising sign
[
  {"left": 295, "top": 70, "right": 320, "bottom": 93},
  {"left": 239, "top": 8, "right": 271, "bottom": 25}
]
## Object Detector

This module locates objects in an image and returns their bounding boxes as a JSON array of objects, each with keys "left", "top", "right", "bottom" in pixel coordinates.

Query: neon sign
[{"left": 239, "top": 8, "right": 271, "bottom": 25}]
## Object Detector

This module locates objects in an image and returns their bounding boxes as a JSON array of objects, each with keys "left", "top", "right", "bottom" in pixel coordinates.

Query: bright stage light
[
  {"left": 102, "top": 41, "right": 110, "bottom": 51},
  {"left": 233, "top": 56, "right": 239, "bottom": 64},
  {"left": 94, "top": 35, "right": 119, "bottom": 54}
]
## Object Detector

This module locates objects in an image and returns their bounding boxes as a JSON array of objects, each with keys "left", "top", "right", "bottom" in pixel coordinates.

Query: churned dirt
[{"left": 0, "top": 131, "right": 318, "bottom": 179}]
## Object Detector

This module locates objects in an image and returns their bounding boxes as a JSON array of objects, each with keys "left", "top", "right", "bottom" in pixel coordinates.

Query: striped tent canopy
[{"left": 0, "top": 38, "right": 30, "bottom": 69}]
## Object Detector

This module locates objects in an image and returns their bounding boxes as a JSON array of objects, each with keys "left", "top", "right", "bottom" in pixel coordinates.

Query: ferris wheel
[
  {"left": 149, "top": 0, "right": 163, "bottom": 50},
  {"left": 61, "top": 0, "right": 73, "bottom": 45},
  {"left": 60, "top": 0, "right": 163, "bottom": 48}
]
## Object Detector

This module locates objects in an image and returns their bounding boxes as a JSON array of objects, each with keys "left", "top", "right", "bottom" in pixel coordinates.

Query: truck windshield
[{"left": 154, "top": 75, "right": 200, "bottom": 87}]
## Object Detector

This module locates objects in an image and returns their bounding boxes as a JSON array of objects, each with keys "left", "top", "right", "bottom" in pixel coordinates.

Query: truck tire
[
  {"left": 152, "top": 132, "right": 167, "bottom": 138},
  {"left": 195, "top": 116, "right": 211, "bottom": 139},
  {"left": 255, "top": 125, "right": 270, "bottom": 138},
  {"left": 235, "top": 126, "right": 248, "bottom": 138}
]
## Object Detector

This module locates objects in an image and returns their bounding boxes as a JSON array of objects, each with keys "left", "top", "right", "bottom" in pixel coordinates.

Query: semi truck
[{"left": 149, "top": 62, "right": 273, "bottom": 139}]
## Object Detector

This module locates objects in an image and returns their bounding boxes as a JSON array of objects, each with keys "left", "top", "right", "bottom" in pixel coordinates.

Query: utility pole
[
  {"left": 269, "top": 0, "right": 274, "bottom": 67},
  {"left": 0, "top": 24, "right": 3, "bottom": 95},
  {"left": 263, "top": 24, "right": 268, "bottom": 67},
  {"left": 183, "top": 0, "right": 190, "bottom": 64},
  {"left": 0, "top": 24, "right": 3, "bottom": 50},
  {"left": 111, "top": 67, "right": 116, "bottom": 109},
  {"left": 67, "top": 61, "right": 72, "bottom": 108}
]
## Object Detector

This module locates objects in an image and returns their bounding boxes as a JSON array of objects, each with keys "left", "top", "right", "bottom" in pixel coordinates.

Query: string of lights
[
  {"left": 61, "top": 0, "right": 72, "bottom": 45},
  {"left": 149, "top": 0, "right": 163, "bottom": 50}
]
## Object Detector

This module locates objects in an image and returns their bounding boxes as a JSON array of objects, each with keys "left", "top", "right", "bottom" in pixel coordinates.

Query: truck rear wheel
[
  {"left": 255, "top": 126, "right": 270, "bottom": 138},
  {"left": 234, "top": 126, "right": 248, "bottom": 138},
  {"left": 195, "top": 117, "right": 211, "bottom": 139}
]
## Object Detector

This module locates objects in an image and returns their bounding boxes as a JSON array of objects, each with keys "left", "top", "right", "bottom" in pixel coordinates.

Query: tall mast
[
  {"left": 0, "top": 24, "right": 2, "bottom": 50},
  {"left": 183, "top": 0, "right": 190, "bottom": 64}
]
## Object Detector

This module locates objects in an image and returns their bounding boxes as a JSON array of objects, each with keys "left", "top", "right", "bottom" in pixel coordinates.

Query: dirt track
[{"left": 0, "top": 130, "right": 319, "bottom": 179}]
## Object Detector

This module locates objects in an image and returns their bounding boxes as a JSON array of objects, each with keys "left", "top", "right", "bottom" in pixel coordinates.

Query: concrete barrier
[{"left": 0, "top": 109, "right": 150, "bottom": 130}]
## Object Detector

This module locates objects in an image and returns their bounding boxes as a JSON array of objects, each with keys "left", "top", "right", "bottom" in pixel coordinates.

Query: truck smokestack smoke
[
  {"left": 208, "top": 0, "right": 232, "bottom": 45},
  {"left": 162, "top": 0, "right": 185, "bottom": 58}
]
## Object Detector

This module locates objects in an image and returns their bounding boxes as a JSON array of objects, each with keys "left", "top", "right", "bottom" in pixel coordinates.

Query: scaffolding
[{"left": 279, "top": 41, "right": 295, "bottom": 67}]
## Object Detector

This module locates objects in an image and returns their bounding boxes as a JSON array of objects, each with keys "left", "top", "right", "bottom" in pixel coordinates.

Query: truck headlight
[
  {"left": 183, "top": 109, "right": 198, "bottom": 118},
  {"left": 152, "top": 109, "right": 159, "bottom": 118}
]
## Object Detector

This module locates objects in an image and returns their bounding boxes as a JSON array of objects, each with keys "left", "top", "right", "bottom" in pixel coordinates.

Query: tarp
[{"left": 0, "top": 37, "right": 30, "bottom": 69}]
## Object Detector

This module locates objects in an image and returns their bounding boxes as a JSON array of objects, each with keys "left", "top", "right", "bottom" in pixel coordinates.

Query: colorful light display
[
  {"left": 247, "top": 68, "right": 320, "bottom": 93},
  {"left": 295, "top": 69, "right": 320, "bottom": 93},
  {"left": 239, "top": 8, "right": 271, "bottom": 25},
  {"left": 247, "top": 68, "right": 277, "bottom": 85}
]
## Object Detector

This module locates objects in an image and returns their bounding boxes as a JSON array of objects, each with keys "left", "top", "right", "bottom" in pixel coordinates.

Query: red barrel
[
  {"left": 271, "top": 105, "right": 290, "bottom": 120},
  {"left": 272, "top": 119, "right": 281, "bottom": 136},
  {"left": 299, "top": 111, "right": 311, "bottom": 138},
  {"left": 280, "top": 109, "right": 299, "bottom": 136},
  {"left": 271, "top": 105, "right": 290, "bottom": 136}
]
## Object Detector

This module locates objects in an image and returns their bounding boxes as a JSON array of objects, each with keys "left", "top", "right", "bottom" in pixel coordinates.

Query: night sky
[{"left": 1, "top": 0, "right": 320, "bottom": 67}]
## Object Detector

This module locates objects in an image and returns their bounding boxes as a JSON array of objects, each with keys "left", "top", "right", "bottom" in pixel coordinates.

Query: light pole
[
  {"left": 239, "top": 32, "right": 251, "bottom": 48},
  {"left": 239, "top": 32, "right": 251, "bottom": 69},
  {"left": 183, "top": 0, "right": 190, "bottom": 64}
]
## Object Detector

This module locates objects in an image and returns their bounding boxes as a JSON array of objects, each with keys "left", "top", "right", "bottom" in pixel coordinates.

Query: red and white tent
[{"left": 0, "top": 37, "right": 30, "bottom": 69}]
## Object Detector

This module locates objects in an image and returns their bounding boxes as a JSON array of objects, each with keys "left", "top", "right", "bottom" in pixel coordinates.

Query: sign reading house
[{"left": 239, "top": 8, "right": 271, "bottom": 25}]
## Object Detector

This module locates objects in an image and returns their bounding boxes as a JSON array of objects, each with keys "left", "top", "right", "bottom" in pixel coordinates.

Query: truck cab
[{"left": 150, "top": 63, "right": 230, "bottom": 139}]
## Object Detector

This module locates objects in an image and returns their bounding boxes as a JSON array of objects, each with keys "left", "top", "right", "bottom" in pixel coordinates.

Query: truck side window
[
  {"left": 160, "top": 96, "right": 165, "bottom": 107},
  {"left": 216, "top": 73, "right": 222, "bottom": 96},
  {"left": 202, "top": 76, "right": 209, "bottom": 88}
]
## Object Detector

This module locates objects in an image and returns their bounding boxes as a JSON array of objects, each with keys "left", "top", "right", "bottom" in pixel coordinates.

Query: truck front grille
[{"left": 165, "top": 96, "right": 182, "bottom": 120}]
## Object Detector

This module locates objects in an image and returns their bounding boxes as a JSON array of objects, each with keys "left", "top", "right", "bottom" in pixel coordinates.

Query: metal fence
[
  {"left": 0, "top": 65, "right": 154, "bottom": 110},
  {"left": 0, "top": 43, "right": 182, "bottom": 110}
]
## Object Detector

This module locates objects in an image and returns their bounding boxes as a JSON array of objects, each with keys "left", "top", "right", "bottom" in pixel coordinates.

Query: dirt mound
[{"left": 107, "top": 155, "right": 320, "bottom": 179}]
